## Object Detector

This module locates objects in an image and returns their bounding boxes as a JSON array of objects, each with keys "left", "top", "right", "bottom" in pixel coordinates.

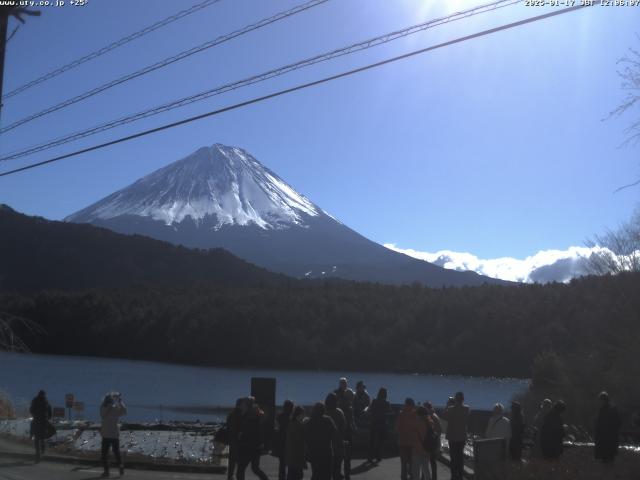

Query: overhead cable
[
  {"left": 2, "top": 0, "right": 224, "bottom": 101},
  {"left": 0, "top": 0, "right": 330, "bottom": 134},
  {"left": 0, "top": 0, "right": 521, "bottom": 160},
  {"left": 0, "top": 3, "right": 596, "bottom": 179}
]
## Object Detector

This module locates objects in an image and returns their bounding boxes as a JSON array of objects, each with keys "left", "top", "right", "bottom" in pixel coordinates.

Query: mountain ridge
[
  {"left": 0, "top": 205, "right": 287, "bottom": 291},
  {"left": 66, "top": 143, "right": 508, "bottom": 287}
]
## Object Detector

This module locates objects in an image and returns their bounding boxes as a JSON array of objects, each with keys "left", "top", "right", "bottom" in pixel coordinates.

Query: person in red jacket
[
  {"left": 411, "top": 406, "right": 432, "bottom": 480},
  {"left": 395, "top": 398, "right": 417, "bottom": 480}
]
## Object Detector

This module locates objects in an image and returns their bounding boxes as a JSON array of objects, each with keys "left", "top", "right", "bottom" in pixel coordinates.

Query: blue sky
[{"left": 0, "top": 0, "right": 638, "bottom": 260}]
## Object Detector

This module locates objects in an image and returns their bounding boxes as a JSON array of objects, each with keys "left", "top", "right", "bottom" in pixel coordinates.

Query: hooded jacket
[
  {"left": 100, "top": 398, "right": 127, "bottom": 439},
  {"left": 30, "top": 394, "right": 52, "bottom": 438},
  {"left": 485, "top": 415, "right": 511, "bottom": 441}
]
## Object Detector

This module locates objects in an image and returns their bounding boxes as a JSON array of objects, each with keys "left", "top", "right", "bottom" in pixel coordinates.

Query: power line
[
  {"left": 0, "top": 0, "right": 330, "bottom": 135},
  {"left": 0, "top": 3, "right": 596, "bottom": 179},
  {"left": 6, "top": 24, "right": 19, "bottom": 45},
  {"left": 0, "top": 0, "right": 522, "bottom": 161},
  {"left": 1, "top": 0, "right": 223, "bottom": 101}
]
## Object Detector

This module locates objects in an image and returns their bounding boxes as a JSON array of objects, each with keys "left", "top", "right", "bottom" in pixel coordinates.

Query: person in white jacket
[
  {"left": 485, "top": 403, "right": 511, "bottom": 457},
  {"left": 100, "top": 392, "right": 127, "bottom": 477}
]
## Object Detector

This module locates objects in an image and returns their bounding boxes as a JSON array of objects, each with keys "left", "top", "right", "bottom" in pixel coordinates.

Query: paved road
[
  {"left": 0, "top": 456, "right": 206, "bottom": 480},
  {"left": 0, "top": 453, "right": 453, "bottom": 480},
  {"left": 0, "top": 435, "right": 453, "bottom": 479}
]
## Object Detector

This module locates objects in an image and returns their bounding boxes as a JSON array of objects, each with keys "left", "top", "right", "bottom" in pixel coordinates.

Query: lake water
[{"left": 1, "top": 352, "right": 528, "bottom": 422}]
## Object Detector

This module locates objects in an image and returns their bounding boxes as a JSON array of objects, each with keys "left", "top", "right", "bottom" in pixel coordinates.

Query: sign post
[
  {"left": 65, "top": 393, "right": 74, "bottom": 421},
  {"left": 52, "top": 407, "right": 65, "bottom": 420},
  {"left": 73, "top": 401, "right": 85, "bottom": 420}
]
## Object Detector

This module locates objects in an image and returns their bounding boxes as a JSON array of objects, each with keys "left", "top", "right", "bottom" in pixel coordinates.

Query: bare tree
[
  {"left": 609, "top": 41, "right": 640, "bottom": 191},
  {"left": 611, "top": 42, "right": 640, "bottom": 144},
  {"left": 0, "top": 312, "right": 41, "bottom": 352},
  {"left": 587, "top": 208, "right": 640, "bottom": 274}
]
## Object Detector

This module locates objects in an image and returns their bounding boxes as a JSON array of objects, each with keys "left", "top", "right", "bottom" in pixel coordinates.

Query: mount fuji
[{"left": 67, "top": 143, "right": 504, "bottom": 287}]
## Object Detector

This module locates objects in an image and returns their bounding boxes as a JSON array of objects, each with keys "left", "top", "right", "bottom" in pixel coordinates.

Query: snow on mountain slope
[
  {"left": 66, "top": 142, "right": 508, "bottom": 287},
  {"left": 67, "top": 144, "right": 320, "bottom": 229}
]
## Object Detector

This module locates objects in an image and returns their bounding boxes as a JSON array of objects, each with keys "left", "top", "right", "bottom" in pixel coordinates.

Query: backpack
[
  {"left": 214, "top": 423, "right": 230, "bottom": 445},
  {"left": 422, "top": 417, "right": 440, "bottom": 452}
]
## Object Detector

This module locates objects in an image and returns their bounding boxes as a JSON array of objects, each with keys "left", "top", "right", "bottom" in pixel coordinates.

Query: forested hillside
[
  {"left": 3, "top": 272, "right": 638, "bottom": 380},
  {"left": 0, "top": 205, "right": 286, "bottom": 290}
]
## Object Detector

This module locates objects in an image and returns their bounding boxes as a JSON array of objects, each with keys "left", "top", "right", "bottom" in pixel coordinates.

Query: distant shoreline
[{"left": 0, "top": 351, "right": 531, "bottom": 382}]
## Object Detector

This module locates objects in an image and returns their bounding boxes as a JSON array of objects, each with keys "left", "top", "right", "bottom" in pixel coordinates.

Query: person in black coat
[
  {"left": 334, "top": 378, "right": 355, "bottom": 480},
  {"left": 509, "top": 401, "right": 525, "bottom": 461},
  {"left": 275, "top": 400, "right": 294, "bottom": 480},
  {"left": 236, "top": 397, "right": 269, "bottom": 480},
  {"left": 540, "top": 400, "right": 565, "bottom": 460},
  {"left": 353, "top": 381, "right": 371, "bottom": 422},
  {"left": 226, "top": 398, "right": 244, "bottom": 480},
  {"left": 367, "top": 387, "right": 390, "bottom": 463},
  {"left": 594, "top": 392, "right": 622, "bottom": 464},
  {"left": 424, "top": 401, "right": 442, "bottom": 480},
  {"left": 29, "top": 390, "right": 52, "bottom": 462},
  {"left": 324, "top": 393, "right": 346, "bottom": 480},
  {"left": 305, "top": 402, "right": 339, "bottom": 480}
]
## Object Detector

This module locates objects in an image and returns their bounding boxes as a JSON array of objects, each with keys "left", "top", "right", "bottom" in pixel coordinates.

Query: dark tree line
[
  {"left": 0, "top": 204, "right": 287, "bottom": 291},
  {"left": 2, "top": 272, "right": 638, "bottom": 382}
]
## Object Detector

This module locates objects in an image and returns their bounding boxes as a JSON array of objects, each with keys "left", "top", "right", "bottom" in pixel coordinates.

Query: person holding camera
[{"left": 99, "top": 392, "right": 127, "bottom": 477}]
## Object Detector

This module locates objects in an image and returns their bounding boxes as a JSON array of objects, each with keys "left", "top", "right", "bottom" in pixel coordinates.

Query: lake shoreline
[
  {"left": 4, "top": 350, "right": 530, "bottom": 382},
  {"left": 1, "top": 351, "right": 529, "bottom": 423}
]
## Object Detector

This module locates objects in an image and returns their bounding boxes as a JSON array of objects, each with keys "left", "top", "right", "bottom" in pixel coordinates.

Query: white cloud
[{"left": 383, "top": 244, "right": 618, "bottom": 283}]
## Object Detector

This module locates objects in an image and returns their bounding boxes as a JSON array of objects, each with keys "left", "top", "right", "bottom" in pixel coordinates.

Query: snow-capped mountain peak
[
  {"left": 66, "top": 143, "right": 507, "bottom": 287},
  {"left": 67, "top": 143, "right": 320, "bottom": 229}
]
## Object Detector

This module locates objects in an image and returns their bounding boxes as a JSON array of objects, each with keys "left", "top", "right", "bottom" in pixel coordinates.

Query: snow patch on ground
[{"left": 0, "top": 419, "right": 224, "bottom": 465}]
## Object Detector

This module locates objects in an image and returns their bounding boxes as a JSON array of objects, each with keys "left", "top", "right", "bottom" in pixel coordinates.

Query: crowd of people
[
  {"left": 224, "top": 379, "right": 457, "bottom": 480},
  {"left": 225, "top": 378, "right": 363, "bottom": 480},
  {"left": 27, "top": 382, "right": 625, "bottom": 479},
  {"left": 528, "top": 392, "right": 622, "bottom": 465},
  {"left": 224, "top": 380, "right": 627, "bottom": 480}
]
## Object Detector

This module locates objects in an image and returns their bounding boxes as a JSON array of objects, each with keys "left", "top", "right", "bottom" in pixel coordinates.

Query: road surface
[
  {"left": 0, "top": 453, "right": 452, "bottom": 480},
  {"left": 0, "top": 435, "right": 454, "bottom": 479}
]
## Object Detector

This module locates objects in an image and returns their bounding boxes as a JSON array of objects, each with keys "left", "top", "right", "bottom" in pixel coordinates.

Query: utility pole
[
  {"left": 0, "top": 9, "right": 9, "bottom": 121},
  {"left": 0, "top": 6, "right": 40, "bottom": 123}
]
